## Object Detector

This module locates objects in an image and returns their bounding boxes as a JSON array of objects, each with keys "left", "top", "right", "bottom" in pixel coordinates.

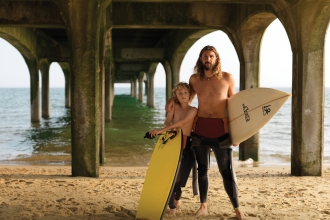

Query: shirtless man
[{"left": 167, "top": 45, "right": 244, "bottom": 219}]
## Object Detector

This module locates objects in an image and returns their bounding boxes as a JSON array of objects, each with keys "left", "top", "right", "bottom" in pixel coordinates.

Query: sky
[{"left": 0, "top": 19, "right": 329, "bottom": 88}]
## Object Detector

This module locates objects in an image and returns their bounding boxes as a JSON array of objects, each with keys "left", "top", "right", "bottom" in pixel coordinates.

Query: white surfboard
[{"left": 227, "top": 88, "right": 291, "bottom": 144}]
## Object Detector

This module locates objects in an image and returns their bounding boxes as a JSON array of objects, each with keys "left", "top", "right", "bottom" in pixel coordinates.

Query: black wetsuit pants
[
  {"left": 168, "top": 139, "right": 196, "bottom": 209},
  {"left": 191, "top": 133, "right": 239, "bottom": 209}
]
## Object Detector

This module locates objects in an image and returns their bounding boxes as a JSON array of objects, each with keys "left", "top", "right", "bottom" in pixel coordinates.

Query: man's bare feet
[
  {"left": 195, "top": 203, "right": 208, "bottom": 218},
  {"left": 234, "top": 209, "right": 244, "bottom": 220},
  {"left": 175, "top": 200, "right": 181, "bottom": 209},
  {"left": 169, "top": 208, "right": 176, "bottom": 217}
]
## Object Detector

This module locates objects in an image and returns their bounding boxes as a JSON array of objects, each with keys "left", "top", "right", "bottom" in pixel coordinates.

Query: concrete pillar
[
  {"left": 147, "top": 63, "right": 158, "bottom": 107},
  {"left": 144, "top": 80, "right": 148, "bottom": 96},
  {"left": 110, "top": 64, "right": 115, "bottom": 112},
  {"left": 39, "top": 59, "right": 50, "bottom": 118},
  {"left": 147, "top": 72, "right": 155, "bottom": 107},
  {"left": 98, "top": 20, "right": 105, "bottom": 166},
  {"left": 162, "top": 60, "right": 173, "bottom": 101},
  {"left": 105, "top": 64, "right": 115, "bottom": 121},
  {"left": 130, "top": 78, "right": 135, "bottom": 97},
  {"left": 138, "top": 72, "right": 144, "bottom": 102},
  {"left": 105, "top": 29, "right": 113, "bottom": 122},
  {"left": 277, "top": 2, "right": 330, "bottom": 176},
  {"left": 64, "top": 70, "right": 71, "bottom": 108},
  {"left": 55, "top": 0, "right": 104, "bottom": 177},
  {"left": 133, "top": 77, "right": 138, "bottom": 99},
  {"left": 236, "top": 13, "right": 276, "bottom": 162},
  {"left": 170, "top": 55, "right": 181, "bottom": 88},
  {"left": 105, "top": 60, "right": 111, "bottom": 122},
  {"left": 58, "top": 62, "right": 71, "bottom": 108},
  {"left": 25, "top": 58, "right": 40, "bottom": 122}
]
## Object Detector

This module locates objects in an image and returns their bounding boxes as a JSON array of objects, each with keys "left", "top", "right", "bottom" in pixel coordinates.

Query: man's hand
[
  {"left": 165, "top": 97, "right": 176, "bottom": 113},
  {"left": 232, "top": 143, "right": 239, "bottom": 146}
]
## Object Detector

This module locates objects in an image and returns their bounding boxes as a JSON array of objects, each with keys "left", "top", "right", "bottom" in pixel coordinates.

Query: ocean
[{"left": 0, "top": 87, "right": 329, "bottom": 167}]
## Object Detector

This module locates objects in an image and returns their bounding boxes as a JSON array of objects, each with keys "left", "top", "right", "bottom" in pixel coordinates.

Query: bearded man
[{"left": 167, "top": 45, "right": 244, "bottom": 219}]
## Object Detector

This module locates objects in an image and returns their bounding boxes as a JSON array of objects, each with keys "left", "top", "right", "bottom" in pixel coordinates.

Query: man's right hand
[{"left": 165, "top": 97, "right": 176, "bottom": 113}]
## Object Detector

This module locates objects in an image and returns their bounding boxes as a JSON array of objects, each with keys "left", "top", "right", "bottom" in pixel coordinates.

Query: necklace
[{"left": 205, "top": 75, "right": 214, "bottom": 81}]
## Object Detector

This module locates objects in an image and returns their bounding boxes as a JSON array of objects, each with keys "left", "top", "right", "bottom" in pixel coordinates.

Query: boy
[{"left": 149, "top": 82, "right": 197, "bottom": 217}]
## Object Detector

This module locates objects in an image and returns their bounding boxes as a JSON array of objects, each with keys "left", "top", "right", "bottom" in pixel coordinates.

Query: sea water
[{"left": 0, "top": 87, "right": 329, "bottom": 167}]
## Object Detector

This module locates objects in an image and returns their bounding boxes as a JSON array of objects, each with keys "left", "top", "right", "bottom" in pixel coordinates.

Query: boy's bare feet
[
  {"left": 234, "top": 209, "right": 244, "bottom": 220},
  {"left": 195, "top": 203, "right": 208, "bottom": 218},
  {"left": 169, "top": 208, "right": 176, "bottom": 217},
  {"left": 175, "top": 200, "right": 181, "bottom": 209}
]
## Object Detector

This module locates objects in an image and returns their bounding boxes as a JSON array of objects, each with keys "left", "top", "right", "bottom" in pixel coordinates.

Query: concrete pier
[
  {"left": 59, "top": 62, "right": 71, "bottom": 108},
  {"left": 138, "top": 72, "right": 145, "bottom": 102},
  {"left": 39, "top": 59, "right": 50, "bottom": 119},
  {"left": 55, "top": 0, "right": 105, "bottom": 177},
  {"left": 0, "top": 0, "right": 329, "bottom": 177}
]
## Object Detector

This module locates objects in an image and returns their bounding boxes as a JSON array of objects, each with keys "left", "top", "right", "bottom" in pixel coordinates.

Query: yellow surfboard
[{"left": 136, "top": 129, "right": 183, "bottom": 220}]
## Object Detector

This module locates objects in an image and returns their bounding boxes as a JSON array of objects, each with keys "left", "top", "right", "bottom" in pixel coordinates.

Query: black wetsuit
[
  {"left": 190, "top": 117, "right": 239, "bottom": 209},
  {"left": 168, "top": 137, "right": 197, "bottom": 209}
]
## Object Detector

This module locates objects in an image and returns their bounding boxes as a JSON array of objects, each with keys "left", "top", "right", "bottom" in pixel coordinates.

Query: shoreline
[{"left": 1, "top": 165, "right": 330, "bottom": 219}]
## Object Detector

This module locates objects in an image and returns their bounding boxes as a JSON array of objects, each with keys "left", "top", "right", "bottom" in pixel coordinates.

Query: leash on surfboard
[{"left": 143, "top": 130, "right": 177, "bottom": 144}]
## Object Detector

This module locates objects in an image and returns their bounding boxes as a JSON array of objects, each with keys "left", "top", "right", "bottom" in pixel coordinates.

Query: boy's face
[{"left": 175, "top": 87, "right": 190, "bottom": 103}]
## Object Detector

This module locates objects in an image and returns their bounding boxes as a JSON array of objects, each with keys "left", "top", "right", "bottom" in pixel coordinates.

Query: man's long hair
[{"left": 194, "top": 45, "right": 222, "bottom": 79}]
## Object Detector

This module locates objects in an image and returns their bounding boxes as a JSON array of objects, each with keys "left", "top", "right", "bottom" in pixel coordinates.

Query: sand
[{"left": 1, "top": 165, "right": 330, "bottom": 220}]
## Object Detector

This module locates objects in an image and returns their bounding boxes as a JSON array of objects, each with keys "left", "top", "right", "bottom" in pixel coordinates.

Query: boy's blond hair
[{"left": 172, "top": 82, "right": 191, "bottom": 101}]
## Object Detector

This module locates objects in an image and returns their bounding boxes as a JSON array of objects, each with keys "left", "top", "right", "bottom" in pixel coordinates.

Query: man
[{"left": 167, "top": 45, "right": 244, "bottom": 219}]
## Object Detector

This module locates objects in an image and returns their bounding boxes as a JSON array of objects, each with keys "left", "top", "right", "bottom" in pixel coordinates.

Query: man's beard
[{"left": 202, "top": 62, "right": 214, "bottom": 70}]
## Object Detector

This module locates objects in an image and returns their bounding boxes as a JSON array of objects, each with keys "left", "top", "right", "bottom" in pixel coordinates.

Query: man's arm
[
  {"left": 227, "top": 73, "right": 236, "bottom": 98},
  {"left": 226, "top": 72, "right": 239, "bottom": 146},
  {"left": 189, "top": 75, "right": 197, "bottom": 104},
  {"left": 164, "top": 106, "right": 174, "bottom": 127}
]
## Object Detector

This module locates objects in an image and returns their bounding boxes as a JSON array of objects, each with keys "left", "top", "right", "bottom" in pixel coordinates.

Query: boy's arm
[{"left": 150, "top": 108, "right": 197, "bottom": 137}]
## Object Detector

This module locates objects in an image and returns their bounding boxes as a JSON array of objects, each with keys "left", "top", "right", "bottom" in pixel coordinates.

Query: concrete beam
[
  {"left": 112, "top": 0, "right": 276, "bottom": 2},
  {"left": 114, "top": 48, "right": 164, "bottom": 61},
  {"left": 0, "top": 27, "right": 38, "bottom": 60},
  {"left": 115, "top": 80, "right": 131, "bottom": 83},
  {"left": 117, "top": 63, "right": 149, "bottom": 71},
  {"left": 112, "top": 2, "right": 233, "bottom": 28},
  {"left": 38, "top": 46, "right": 70, "bottom": 61},
  {"left": 116, "top": 71, "right": 140, "bottom": 76},
  {"left": 0, "top": 1, "right": 64, "bottom": 27}
]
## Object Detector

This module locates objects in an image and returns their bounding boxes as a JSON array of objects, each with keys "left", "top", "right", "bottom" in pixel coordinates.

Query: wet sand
[{"left": 1, "top": 165, "right": 330, "bottom": 219}]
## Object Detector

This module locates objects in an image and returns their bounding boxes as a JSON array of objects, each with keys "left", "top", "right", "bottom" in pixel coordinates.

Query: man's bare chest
[{"left": 194, "top": 81, "right": 228, "bottom": 98}]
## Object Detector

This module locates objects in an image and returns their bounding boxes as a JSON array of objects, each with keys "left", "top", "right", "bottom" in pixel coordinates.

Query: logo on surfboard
[
  {"left": 262, "top": 105, "right": 271, "bottom": 116},
  {"left": 242, "top": 104, "right": 250, "bottom": 122}
]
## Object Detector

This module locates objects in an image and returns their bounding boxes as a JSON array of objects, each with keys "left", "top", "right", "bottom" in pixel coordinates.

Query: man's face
[{"left": 200, "top": 50, "right": 217, "bottom": 70}]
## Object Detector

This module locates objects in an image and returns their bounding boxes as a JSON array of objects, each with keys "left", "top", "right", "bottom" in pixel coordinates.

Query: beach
[{"left": 1, "top": 165, "right": 330, "bottom": 220}]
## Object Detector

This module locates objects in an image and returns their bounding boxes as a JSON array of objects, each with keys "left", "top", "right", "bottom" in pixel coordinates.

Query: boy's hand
[{"left": 149, "top": 129, "right": 162, "bottom": 137}]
